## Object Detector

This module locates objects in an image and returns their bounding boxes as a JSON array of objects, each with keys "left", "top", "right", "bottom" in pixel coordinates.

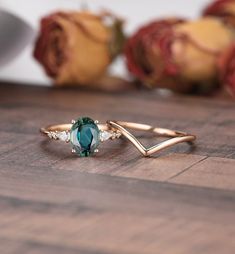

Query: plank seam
[{"left": 166, "top": 156, "right": 209, "bottom": 181}]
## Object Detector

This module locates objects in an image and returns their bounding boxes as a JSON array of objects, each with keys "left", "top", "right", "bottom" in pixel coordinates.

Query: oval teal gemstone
[{"left": 70, "top": 117, "right": 100, "bottom": 157}]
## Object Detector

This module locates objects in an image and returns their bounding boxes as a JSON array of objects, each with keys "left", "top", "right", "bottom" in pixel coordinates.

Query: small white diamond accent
[
  {"left": 57, "top": 131, "right": 70, "bottom": 142},
  {"left": 47, "top": 132, "right": 53, "bottom": 139},
  {"left": 99, "top": 131, "right": 113, "bottom": 142},
  {"left": 99, "top": 130, "right": 121, "bottom": 142}
]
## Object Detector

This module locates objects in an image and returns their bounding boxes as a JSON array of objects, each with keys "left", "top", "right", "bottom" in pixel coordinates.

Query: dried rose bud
[
  {"left": 34, "top": 11, "right": 125, "bottom": 86},
  {"left": 203, "top": 0, "right": 235, "bottom": 28},
  {"left": 125, "top": 17, "right": 235, "bottom": 93},
  {"left": 218, "top": 43, "right": 235, "bottom": 96}
]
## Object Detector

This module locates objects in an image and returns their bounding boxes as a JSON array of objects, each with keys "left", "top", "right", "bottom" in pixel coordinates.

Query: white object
[{"left": 0, "top": 10, "right": 35, "bottom": 67}]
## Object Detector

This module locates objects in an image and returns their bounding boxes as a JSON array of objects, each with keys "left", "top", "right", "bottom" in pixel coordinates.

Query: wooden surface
[{"left": 0, "top": 83, "right": 235, "bottom": 254}]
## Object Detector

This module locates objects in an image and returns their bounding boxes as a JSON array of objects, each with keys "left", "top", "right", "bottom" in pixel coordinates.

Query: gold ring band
[
  {"left": 107, "top": 121, "right": 196, "bottom": 157},
  {"left": 40, "top": 117, "right": 196, "bottom": 157}
]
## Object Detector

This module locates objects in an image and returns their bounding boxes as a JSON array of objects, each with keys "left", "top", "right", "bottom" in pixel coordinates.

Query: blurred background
[{"left": 0, "top": 0, "right": 212, "bottom": 86}]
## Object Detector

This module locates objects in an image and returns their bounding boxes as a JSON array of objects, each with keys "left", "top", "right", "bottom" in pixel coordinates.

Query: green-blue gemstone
[{"left": 70, "top": 117, "right": 100, "bottom": 157}]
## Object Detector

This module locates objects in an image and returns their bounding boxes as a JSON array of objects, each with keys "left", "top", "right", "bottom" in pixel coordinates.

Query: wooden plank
[
  {"left": 0, "top": 83, "right": 234, "bottom": 183},
  {"left": 0, "top": 163, "right": 235, "bottom": 254},
  {"left": 0, "top": 83, "right": 234, "bottom": 160},
  {"left": 169, "top": 157, "right": 235, "bottom": 190},
  {"left": 0, "top": 82, "right": 235, "bottom": 254},
  {"left": 53, "top": 153, "right": 206, "bottom": 181}
]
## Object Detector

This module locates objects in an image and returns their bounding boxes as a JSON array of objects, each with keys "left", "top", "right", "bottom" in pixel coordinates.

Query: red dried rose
[
  {"left": 125, "top": 18, "right": 185, "bottom": 90},
  {"left": 218, "top": 43, "right": 235, "bottom": 96},
  {"left": 34, "top": 11, "right": 125, "bottom": 86},
  {"left": 125, "top": 17, "right": 235, "bottom": 93},
  {"left": 203, "top": 0, "right": 235, "bottom": 28}
]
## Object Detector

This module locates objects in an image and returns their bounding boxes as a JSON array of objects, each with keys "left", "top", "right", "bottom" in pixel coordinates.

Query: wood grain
[{"left": 0, "top": 82, "right": 235, "bottom": 254}]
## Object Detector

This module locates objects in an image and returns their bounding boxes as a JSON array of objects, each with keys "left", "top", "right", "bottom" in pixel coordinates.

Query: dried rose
[
  {"left": 34, "top": 11, "right": 125, "bottom": 86},
  {"left": 203, "top": 0, "right": 235, "bottom": 28},
  {"left": 218, "top": 43, "right": 235, "bottom": 96},
  {"left": 125, "top": 17, "right": 235, "bottom": 93}
]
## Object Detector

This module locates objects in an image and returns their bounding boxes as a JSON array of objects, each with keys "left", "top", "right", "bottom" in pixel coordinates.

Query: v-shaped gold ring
[{"left": 107, "top": 121, "right": 196, "bottom": 157}]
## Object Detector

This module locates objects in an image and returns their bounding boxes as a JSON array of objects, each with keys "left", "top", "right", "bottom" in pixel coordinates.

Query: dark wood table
[{"left": 0, "top": 83, "right": 235, "bottom": 254}]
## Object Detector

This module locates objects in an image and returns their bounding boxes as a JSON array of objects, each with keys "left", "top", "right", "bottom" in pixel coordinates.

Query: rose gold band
[{"left": 107, "top": 121, "right": 196, "bottom": 157}]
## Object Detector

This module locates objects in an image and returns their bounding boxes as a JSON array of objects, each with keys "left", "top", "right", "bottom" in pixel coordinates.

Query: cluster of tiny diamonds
[{"left": 99, "top": 130, "right": 122, "bottom": 142}]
